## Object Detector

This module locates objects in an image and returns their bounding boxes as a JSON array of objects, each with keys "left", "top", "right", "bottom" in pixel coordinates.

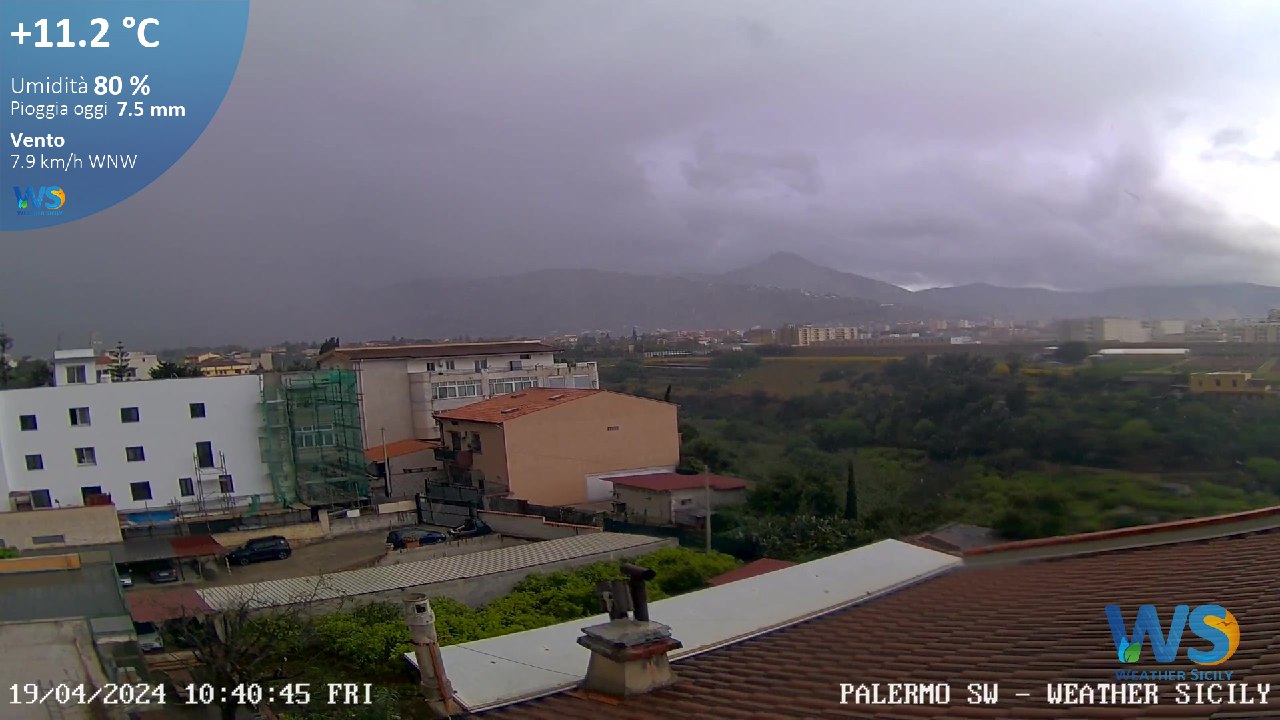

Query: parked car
[
  {"left": 118, "top": 571, "right": 133, "bottom": 588},
  {"left": 148, "top": 567, "right": 178, "bottom": 584},
  {"left": 449, "top": 518, "right": 493, "bottom": 539},
  {"left": 134, "top": 621, "right": 165, "bottom": 653},
  {"left": 386, "top": 528, "right": 448, "bottom": 550},
  {"left": 226, "top": 536, "right": 292, "bottom": 566}
]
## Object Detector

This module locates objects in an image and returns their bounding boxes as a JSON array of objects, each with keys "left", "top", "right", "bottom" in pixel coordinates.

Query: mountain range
[
  {"left": 348, "top": 253, "right": 1280, "bottom": 340},
  {"left": 15, "top": 253, "right": 1280, "bottom": 353}
]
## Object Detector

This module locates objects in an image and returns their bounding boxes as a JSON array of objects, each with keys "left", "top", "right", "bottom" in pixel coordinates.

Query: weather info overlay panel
[{"left": 1, "top": 1, "right": 249, "bottom": 230}]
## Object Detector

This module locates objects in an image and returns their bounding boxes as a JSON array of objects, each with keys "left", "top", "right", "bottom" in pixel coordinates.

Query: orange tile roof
[
  {"left": 364, "top": 438, "right": 441, "bottom": 462},
  {"left": 479, "top": 511, "right": 1280, "bottom": 719},
  {"left": 434, "top": 388, "right": 601, "bottom": 424},
  {"left": 705, "top": 558, "right": 796, "bottom": 587},
  {"left": 322, "top": 341, "right": 556, "bottom": 363}
]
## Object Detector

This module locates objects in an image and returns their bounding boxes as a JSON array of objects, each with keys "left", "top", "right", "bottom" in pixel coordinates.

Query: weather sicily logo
[
  {"left": 14, "top": 185, "right": 65, "bottom": 216},
  {"left": 1107, "top": 604, "right": 1241, "bottom": 668}
]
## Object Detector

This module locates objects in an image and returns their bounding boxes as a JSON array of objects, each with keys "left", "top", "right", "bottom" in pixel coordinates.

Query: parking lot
[{"left": 125, "top": 525, "right": 442, "bottom": 594}]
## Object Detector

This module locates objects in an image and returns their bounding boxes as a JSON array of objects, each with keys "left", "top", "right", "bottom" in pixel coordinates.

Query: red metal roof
[
  {"left": 365, "top": 438, "right": 441, "bottom": 462},
  {"left": 126, "top": 589, "right": 212, "bottom": 623},
  {"left": 434, "top": 388, "right": 600, "bottom": 424},
  {"left": 481, "top": 517, "right": 1280, "bottom": 719},
  {"left": 608, "top": 473, "right": 747, "bottom": 492},
  {"left": 168, "top": 535, "right": 227, "bottom": 559},
  {"left": 706, "top": 558, "right": 796, "bottom": 586}
]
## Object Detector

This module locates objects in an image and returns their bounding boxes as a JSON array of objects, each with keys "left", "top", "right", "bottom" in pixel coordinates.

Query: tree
[
  {"left": 844, "top": 460, "right": 859, "bottom": 521},
  {"left": 0, "top": 328, "right": 12, "bottom": 388},
  {"left": 166, "top": 590, "right": 317, "bottom": 720},
  {"left": 318, "top": 337, "right": 341, "bottom": 355},
  {"left": 107, "top": 341, "right": 131, "bottom": 382},
  {"left": 150, "top": 361, "right": 204, "bottom": 379},
  {"left": 1005, "top": 352, "right": 1023, "bottom": 376},
  {"left": 1053, "top": 341, "right": 1091, "bottom": 364},
  {"left": 10, "top": 358, "right": 52, "bottom": 388}
]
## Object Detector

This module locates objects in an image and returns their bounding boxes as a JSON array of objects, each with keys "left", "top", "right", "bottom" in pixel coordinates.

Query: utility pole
[
  {"left": 703, "top": 466, "right": 712, "bottom": 553},
  {"left": 381, "top": 427, "right": 392, "bottom": 496}
]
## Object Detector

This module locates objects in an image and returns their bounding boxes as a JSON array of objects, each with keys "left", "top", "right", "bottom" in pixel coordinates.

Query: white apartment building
[
  {"left": 318, "top": 341, "right": 599, "bottom": 443},
  {"left": 52, "top": 348, "right": 159, "bottom": 385},
  {"left": 795, "top": 326, "right": 866, "bottom": 346},
  {"left": 0, "top": 370, "right": 272, "bottom": 518},
  {"left": 1058, "top": 318, "right": 1152, "bottom": 343}
]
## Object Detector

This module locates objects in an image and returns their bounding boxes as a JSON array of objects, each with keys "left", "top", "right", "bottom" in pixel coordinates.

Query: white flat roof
[
  {"left": 198, "top": 532, "right": 666, "bottom": 611},
  {"left": 409, "top": 539, "right": 959, "bottom": 712},
  {"left": 1096, "top": 348, "right": 1189, "bottom": 354}
]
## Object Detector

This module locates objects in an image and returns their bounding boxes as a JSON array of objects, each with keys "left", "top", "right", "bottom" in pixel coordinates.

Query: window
[
  {"left": 189, "top": 402, "right": 206, "bottom": 418},
  {"left": 443, "top": 360, "right": 456, "bottom": 370},
  {"left": 679, "top": 498, "right": 694, "bottom": 506},
  {"left": 519, "top": 353, "right": 531, "bottom": 360},
  {"left": 195, "top": 441, "right": 215, "bottom": 468},
  {"left": 75, "top": 447, "right": 97, "bottom": 466},
  {"left": 126, "top": 446, "right": 146, "bottom": 462},
  {"left": 69, "top": 407, "right": 90, "bottom": 426},
  {"left": 509, "top": 360, "right": 523, "bottom": 371},
  {"left": 130, "top": 481, "right": 153, "bottom": 501},
  {"left": 80, "top": 486, "right": 102, "bottom": 503},
  {"left": 432, "top": 381, "right": 481, "bottom": 400},
  {"left": 18, "top": 415, "right": 36, "bottom": 431},
  {"left": 25, "top": 454, "right": 43, "bottom": 470},
  {"left": 30, "top": 489, "right": 52, "bottom": 508},
  {"left": 468, "top": 432, "right": 482, "bottom": 453},
  {"left": 293, "top": 425, "right": 335, "bottom": 448},
  {"left": 489, "top": 377, "right": 537, "bottom": 395},
  {"left": 120, "top": 407, "right": 140, "bottom": 423},
  {"left": 425, "top": 362, "right": 436, "bottom": 371},
  {"left": 32, "top": 534, "right": 66, "bottom": 545},
  {"left": 64, "top": 365, "right": 86, "bottom": 384},
  {"left": 607, "top": 426, "right": 620, "bottom": 432},
  {"left": 218, "top": 475, "right": 235, "bottom": 493},
  {"left": 178, "top": 477, "right": 195, "bottom": 497}
]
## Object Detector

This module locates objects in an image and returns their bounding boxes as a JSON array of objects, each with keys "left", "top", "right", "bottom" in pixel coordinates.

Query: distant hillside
[
  {"left": 704, "top": 251, "right": 919, "bottom": 306},
  {"left": 351, "top": 268, "right": 925, "bottom": 338},
  {"left": 917, "top": 283, "right": 1280, "bottom": 321},
  {"left": 707, "top": 252, "right": 1280, "bottom": 322}
]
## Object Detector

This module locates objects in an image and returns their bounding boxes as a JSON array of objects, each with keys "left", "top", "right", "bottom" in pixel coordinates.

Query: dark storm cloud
[{"left": 4, "top": 0, "right": 1280, "bottom": 351}]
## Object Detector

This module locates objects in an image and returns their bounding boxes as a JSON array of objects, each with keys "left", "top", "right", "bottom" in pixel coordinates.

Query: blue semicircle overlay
[{"left": 1, "top": 0, "right": 250, "bottom": 230}]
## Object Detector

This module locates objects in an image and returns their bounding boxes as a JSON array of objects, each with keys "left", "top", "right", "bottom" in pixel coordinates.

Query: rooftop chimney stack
[
  {"left": 403, "top": 593, "right": 461, "bottom": 719},
  {"left": 577, "top": 564, "right": 683, "bottom": 698}
]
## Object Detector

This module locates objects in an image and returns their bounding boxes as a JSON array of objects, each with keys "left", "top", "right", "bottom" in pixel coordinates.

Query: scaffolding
[{"left": 260, "top": 370, "right": 370, "bottom": 507}]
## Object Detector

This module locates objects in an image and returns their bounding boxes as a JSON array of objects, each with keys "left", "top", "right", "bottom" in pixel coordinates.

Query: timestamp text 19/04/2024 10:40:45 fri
[{"left": 9, "top": 683, "right": 377, "bottom": 706}]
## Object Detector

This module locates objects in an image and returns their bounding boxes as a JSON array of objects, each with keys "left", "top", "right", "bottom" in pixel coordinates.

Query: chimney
[
  {"left": 577, "top": 564, "right": 683, "bottom": 698},
  {"left": 403, "top": 593, "right": 461, "bottom": 718}
]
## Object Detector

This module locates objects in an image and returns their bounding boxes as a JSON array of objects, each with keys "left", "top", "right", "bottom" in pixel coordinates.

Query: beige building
[
  {"left": 609, "top": 472, "right": 747, "bottom": 527},
  {"left": 791, "top": 325, "right": 867, "bottom": 346},
  {"left": 1058, "top": 317, "right": 1151, "bottom": 343},
  {"left": 319, "top": 341, "right": 599, "bottom": 446},
  {"left": 433, "top": 388, "right": 679, "bottom": 507},
  {"left": 0, "top": 504, "right": 122, "bottom": 551}
]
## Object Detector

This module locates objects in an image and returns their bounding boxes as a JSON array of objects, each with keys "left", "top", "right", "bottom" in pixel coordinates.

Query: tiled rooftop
[
  {"left": 321, "top": 341, "right": 555, "bottom": 362},
  {"left": 197, "top": 532, "right": 666, "bottom": 611},
  {"left": 434, "top": 388, "right": 600, "bottom": 424},
  {"left": 364, "top": 438, "right": 441, "bottom": 462},
  {"left": 609, "top": 472, "right": 748, "bottom": 493},
  {"left": 480, "top": 523, "right": 1280, "bottom": 719}
]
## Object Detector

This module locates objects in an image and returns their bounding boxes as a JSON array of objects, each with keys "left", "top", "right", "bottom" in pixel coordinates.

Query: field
[{"left": 731, "top": 357, "right": 899, "bottom": 396}]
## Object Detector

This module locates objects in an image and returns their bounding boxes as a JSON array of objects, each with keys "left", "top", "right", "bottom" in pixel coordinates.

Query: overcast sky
[{"left": 6, "top": 0, "right": 1280, "bottom": 351}]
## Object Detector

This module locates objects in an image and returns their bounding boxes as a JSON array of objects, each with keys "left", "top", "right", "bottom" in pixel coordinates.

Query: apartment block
[
  {"left": 1057, "top": 317, "right": 1151, "bottom": 343},
  {"left": 784, "top": 325, "right": 867, "bottom": 347},
  {"left": 0, "top": 370, "right": 272, "bottom": 518},
  {"left": 318, "top": 341, "right": 599, "bottom": 444}
]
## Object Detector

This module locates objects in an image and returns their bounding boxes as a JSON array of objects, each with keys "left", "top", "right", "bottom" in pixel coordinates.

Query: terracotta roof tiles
[
  {"left": 434, "top": 388, "right": 600, "bottom": 424},
  {"left": 609, "top": 473, "right": 748, "bottom": 493},
  {"left": 479, "top": 526, "right": 1280, "bottom": 719},
  {"left": 322, "top": 341, "right": 555, "bottom": 363}
]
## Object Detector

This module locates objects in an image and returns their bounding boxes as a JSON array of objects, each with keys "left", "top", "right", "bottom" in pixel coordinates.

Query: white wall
[{"left": 0, "top": 375, "right": 271, "bottom": 512}]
